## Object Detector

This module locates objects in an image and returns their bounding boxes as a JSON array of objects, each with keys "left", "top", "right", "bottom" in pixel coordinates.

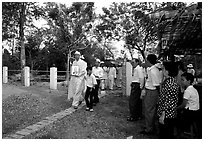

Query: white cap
[
  {"left": 96, "top": 59, "right": 100, "bottom": 63},
  {"left": 74, "top": 51, "right": 81, "bottom": 55},
  {"left": 187, "top": 64, "right": 193, "bottom": 68}
]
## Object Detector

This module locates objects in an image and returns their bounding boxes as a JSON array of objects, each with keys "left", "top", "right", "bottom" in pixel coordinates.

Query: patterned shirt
[{"left": 157, "top": 77, "right": 179, "bottom": 119}]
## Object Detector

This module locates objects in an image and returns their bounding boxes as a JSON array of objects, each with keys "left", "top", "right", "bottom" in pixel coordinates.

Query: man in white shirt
[
  {"left": 140, "top": 54, "right": 162, "bottom": 135},
  {"left": 108, "top": 64, "right": 117, "bottom": 90},
  {"left": 68, "top": 51, "right": 87, "bottom": 109},
  {"left": 127, "top": 59, "right": 144, "bottom": 121},
  {"left": 92, "top": 59, "right": 103, "bottom": 105}
]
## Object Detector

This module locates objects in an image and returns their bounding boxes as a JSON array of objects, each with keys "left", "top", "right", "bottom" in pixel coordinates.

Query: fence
[{"left": 3, "top": 66, "right": 68, "bottom": 90}]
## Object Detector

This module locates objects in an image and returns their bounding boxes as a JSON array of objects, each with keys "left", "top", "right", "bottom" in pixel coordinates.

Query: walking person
[
  {"left": 140, "top": 54, "right": 162, "bottom": 135},
  {"left": 108, "top": 64, "right": 116, "bottom": 90},
  {"left": 127, "top": 59, "right": 144, "bottom": 121},
  {"left": 101, "top": 63, "right": 108, "bottom": 90},
  {"left": 68, "top": 51, "right": 87, "bottom": 109},
  {"left": 92, "top": 59, "right": 103, "bottom": 105},
  {"left": 157, "top": 61, "right": 180, "bottom": 138},
  {"left": 85, "top": 66, "right": 97, "bottom": 112}
]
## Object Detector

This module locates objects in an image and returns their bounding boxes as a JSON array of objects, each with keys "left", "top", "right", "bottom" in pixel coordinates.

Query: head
[
  {"left": 181, "top": 72, "right": 194, "bottom": 87},
  {"left": 187, "top": 64, "right": 193, "bottom": 70},
  {"left": 131, "top": 58, "right": 140, "bottom": 68},
  {"left": 74, "top": 51, "right": 81, "bottom": 60},
  {"left": 95, "top": 59, "right": 100, "bottom": 67},
  {"left": 176, "top": 61, "right": 186, "bottom": 72},
  {"left": 86, "top": 66, "right": 92, "bottom": 75},
  {"left": 162, "top": 61, "right": 178, "bottom": 78},
  {"left": 147, "top": 54, "right": 157, "bottom": 66}
]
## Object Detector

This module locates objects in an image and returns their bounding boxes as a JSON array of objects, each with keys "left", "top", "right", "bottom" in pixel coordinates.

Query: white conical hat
[
  {"left": 74, "top": 51, "right": 81, "bottom": 55},
  {"left": 187, "top": 64, "right": 193, "bottom": 68},
  {"left": 96, "top": 58, "right": 100, "bottom": 62}
]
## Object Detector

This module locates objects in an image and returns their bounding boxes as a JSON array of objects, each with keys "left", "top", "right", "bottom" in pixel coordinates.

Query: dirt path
[{"left": 28, "top": 90, "right": 158, "bottom": 139}]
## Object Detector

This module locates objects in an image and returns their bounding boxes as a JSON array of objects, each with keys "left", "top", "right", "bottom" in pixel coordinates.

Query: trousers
[
  {"left": 144, "top": 89, "right": 159, "bottom": 132},
  {"left": 85, "top": 86, "right": 94, "bottom": 109},
  {"left": 93, "top": 80, "right": 100, "bottom": 103},
  {"left": 129, "top": 82, "right": 142, "bottom": 118}
]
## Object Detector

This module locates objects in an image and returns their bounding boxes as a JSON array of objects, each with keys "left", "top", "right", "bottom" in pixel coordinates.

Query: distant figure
[
  {"left": 85, "top": 66, "right": 97, "bottom": 112},
  {"left": 68, "top": 51, "right": 87, "bottom": 109},
  {"left": 187, "top": 64, "right": 195, "bottom": 76},
  {"left": 108, "top": 64, "right": 116, "bottom": 90},
  {"left": 92, "top": 59, "right": 103, "bottom": 105},
  {"left": 101, "top": 63, "right": 109, "bottom": 90},
  {"left": 116, "top": 65, "right": 123, "bottom": 88}
]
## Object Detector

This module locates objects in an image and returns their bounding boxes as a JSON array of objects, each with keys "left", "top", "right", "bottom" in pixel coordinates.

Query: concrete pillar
[
  {"left": 50, "top": 67, "right": 57, "bottom": 90},
  {"left": 125, "top": 62, "right": 132, "bottom": 96},
  {"left": 3, "top": 66, "right": 8, "bottom": 83},
  {"left": 24, "top": 66, "right": 30, "bottom": 87}
]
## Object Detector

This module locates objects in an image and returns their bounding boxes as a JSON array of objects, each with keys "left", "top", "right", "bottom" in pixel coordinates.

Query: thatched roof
[{"left": 150, "top": 2, "right": 202, "bottom": 55}]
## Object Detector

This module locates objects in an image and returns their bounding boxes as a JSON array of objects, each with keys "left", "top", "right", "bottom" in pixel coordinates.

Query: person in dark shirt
[{"left": 157, "top": 61, "right": 180, "bottom": 139}]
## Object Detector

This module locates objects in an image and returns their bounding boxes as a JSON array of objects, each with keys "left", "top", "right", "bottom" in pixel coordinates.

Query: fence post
[
  {"left": 24, "top": 66, "right": 30, "bottom": 87},
  {"left": 50, "top": 67, "right": 57, "bottom": 90},
  {"left": 3, "top": 66, "right": 8, "bottom": 83}
]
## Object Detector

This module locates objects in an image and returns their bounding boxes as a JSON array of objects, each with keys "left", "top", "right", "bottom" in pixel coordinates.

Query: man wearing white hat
[
  {"left": 187, "top": 64, "right": 195, "bottom": 76},
  {"left": 68, "top": 51, "right": 87, "bottom": 109},
  {"left": 92, "top": 58, "right": 103, "bottom": 105}
]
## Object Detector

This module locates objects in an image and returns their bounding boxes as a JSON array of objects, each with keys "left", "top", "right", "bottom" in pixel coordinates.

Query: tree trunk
[
  {"left": 20, "top": 3, "right": 26, "bottom": 85},
  {"left": 67, "top": 49, "right": 71, "bottom": 94}
]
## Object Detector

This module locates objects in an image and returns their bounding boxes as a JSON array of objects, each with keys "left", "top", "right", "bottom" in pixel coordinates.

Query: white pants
[
  {"left": 108, "top": 75, "right": 114, "bottom": 90},
  {"left": 101, "top": 79, "right": 108, "bottom": 90}
]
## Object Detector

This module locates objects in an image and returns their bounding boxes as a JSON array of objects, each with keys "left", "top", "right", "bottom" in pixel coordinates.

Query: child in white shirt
[
  {"left": 177, "top": 72, "right": 200, "bottom": 134},
  {"left": 85, "top": 66, "right": 97, "bottom": 112}
]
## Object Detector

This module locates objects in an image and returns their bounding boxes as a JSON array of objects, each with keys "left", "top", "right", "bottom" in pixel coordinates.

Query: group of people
[
  {"left": 67, "top": 51, "right": 119, "bottom": 112},
  {"left": 127, "top": 54, "right": 200, "bottom": 138}
]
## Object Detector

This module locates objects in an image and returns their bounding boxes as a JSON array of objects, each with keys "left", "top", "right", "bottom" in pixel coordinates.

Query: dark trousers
[
  {"left": 85, "top": 87, "right": 94, "bottom": 109},
  {"left": 178, "top": 109, "right": 199, "bottom": 132},
  {"left": 129, "top": 82, "right": 142, "bottom": 118},
  {"left": 93, "top": 80, "right": 100, "bottom": 103},
  {"left": 144, "top": 89, "right": 159, "bottom": 132},
  {"left": 159, "top": 118, "right": 176, "bottom": 139}
]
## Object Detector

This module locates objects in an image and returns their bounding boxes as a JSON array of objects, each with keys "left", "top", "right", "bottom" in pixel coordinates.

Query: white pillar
[
  {"left": 24, "top": 66, "right": 30, "bottom": 87},
  {"left": 126, "top": 62, "right": 132, "bottom": 96},
  {"left": 3, "top": 66, "right": 8, "bottom": 83},
  {"left": 50, "top": 67, "right": 57, "bottom": 90}
]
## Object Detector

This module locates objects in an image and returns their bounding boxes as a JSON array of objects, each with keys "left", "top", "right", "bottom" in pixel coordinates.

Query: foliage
[{"left": 94, "top": 2, "right": 159, "bottom": 59}]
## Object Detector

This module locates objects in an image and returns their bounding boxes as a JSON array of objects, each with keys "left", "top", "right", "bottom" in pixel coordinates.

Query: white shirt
[
  {"left": 184, "top": 85, "right": 199, "bottom": 111},
  {"left": 86, "top": 74, "right": 97, "bottom": 88},
  {"left": 71, "top": 59, "right": 87, "bottom": 77},
  {"left": 92, "top": 66, "right": 103, "bottom": 80},
  {"left": 145, "top": 65, "right": 161, "bottom": 90},
  {"left": 102, "top": 67, "right": 108, "bottom": 79},
  {"left": 108, "top": 67, "right": 116, "bottom": 78},
  {"left": 132, "top": 65, "right": 145, "bottom": 89}
]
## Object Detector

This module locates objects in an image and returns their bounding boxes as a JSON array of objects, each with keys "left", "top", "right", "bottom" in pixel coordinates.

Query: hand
[
  {"left": 140, "top": 89, "right": 146, "bottom": 99},
  {"left": 159, "top": 111, "right": 165, "bottom": 125}
]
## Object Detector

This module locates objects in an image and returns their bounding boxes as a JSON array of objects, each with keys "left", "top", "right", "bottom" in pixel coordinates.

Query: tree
[
  {"left": 44, "top": 2, "right": 95, "bottom": 90},
  {"left": 2, "top": 2, "right": 44, "bottom": 84},
  {"left": 94, "top": 2, "right": 159, "bottom": 60}
]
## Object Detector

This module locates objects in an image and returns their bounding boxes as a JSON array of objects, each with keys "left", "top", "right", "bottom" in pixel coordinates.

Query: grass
[{"left": 2, "top": 90, "right": 71, "bottom": 137}]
